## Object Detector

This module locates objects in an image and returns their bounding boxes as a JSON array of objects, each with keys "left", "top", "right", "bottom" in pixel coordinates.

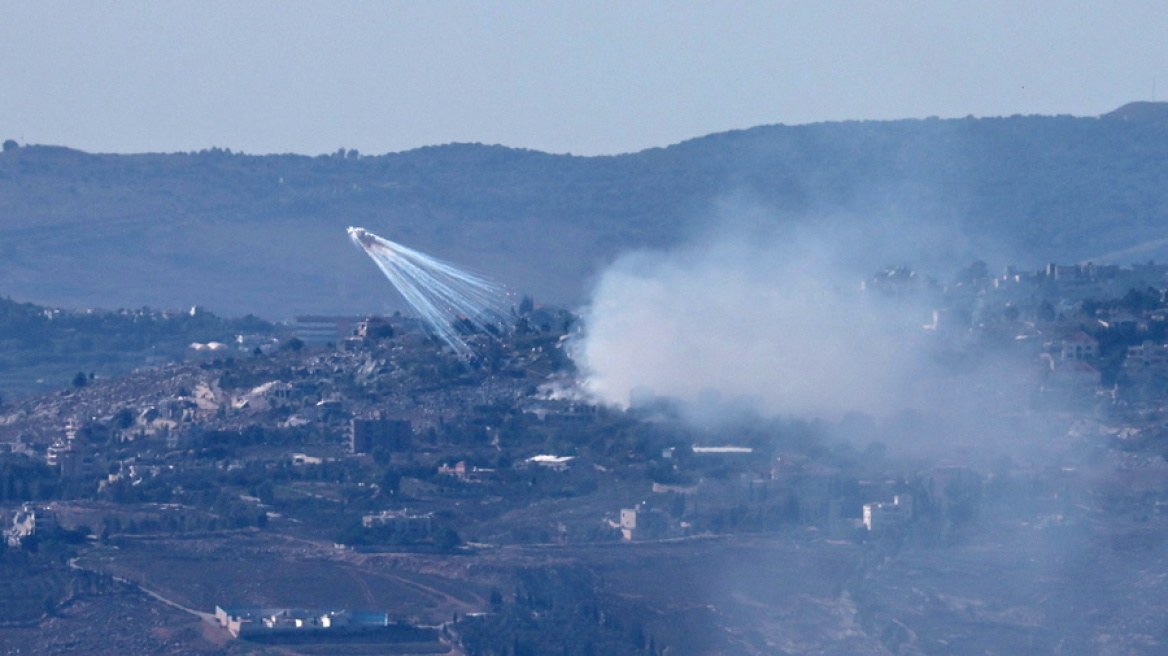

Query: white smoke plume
[
  {"left": 571, "top": 215, "right": 939, "bottom": 421},
  {"left": 348, "top": 227, "right": 511, "bottom": 358}
]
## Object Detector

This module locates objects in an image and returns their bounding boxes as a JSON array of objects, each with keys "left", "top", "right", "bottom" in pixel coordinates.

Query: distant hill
[{"left": 4, "top": 103, "right": 1168, "bottom": 319}]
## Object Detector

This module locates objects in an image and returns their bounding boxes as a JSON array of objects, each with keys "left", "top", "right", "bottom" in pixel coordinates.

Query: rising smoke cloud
[{"left": 571, "top": 211, "right": 943, "bottom": 421}]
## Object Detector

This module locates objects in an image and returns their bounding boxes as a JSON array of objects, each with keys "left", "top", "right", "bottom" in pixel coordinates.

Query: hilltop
[
  {"left": 5, "top": 103, "right": 1168, "bottom": 318},
  {"left": 5, "top": 266, "right": 1168, "bottom": 654}
]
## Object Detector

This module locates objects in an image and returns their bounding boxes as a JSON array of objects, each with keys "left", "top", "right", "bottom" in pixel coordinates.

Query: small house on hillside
[
  {"left": 618, "top": 502, "right": 669, "bottom": 541},
  {"left": 1056, "top": 331, "right": 1099, "bottom": 362}
]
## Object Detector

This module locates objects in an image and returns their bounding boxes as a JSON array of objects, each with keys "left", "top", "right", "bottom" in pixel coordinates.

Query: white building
[
  {"left": 862, "top": 494, "right": 913, "bottom": 532},
  {"left": 618, "top": 503, "right": 668, "bottom": 541},
  {"left": 214, "top": 605, "right": 388, "bottom": 638},
  {"left": 361, "top": 510, "right": 434, "bottom": 539},
  {"left": 525, "top": 454, "right": 575, "bottom": 471}
]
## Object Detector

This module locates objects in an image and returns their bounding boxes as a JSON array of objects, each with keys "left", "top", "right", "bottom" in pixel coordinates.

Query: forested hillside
[{"left": 3, "top": 102, "right": 1168, "bottom": 318}]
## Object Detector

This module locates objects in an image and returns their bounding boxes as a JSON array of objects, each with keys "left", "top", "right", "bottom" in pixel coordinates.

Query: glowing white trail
[{"left": 348, "top": 227, "right": 510, "bottom": 358}]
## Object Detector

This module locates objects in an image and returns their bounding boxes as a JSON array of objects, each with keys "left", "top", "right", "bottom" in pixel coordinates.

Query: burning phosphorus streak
[{"left": 347, "top": 227, "right": 510, "bottom": 359}]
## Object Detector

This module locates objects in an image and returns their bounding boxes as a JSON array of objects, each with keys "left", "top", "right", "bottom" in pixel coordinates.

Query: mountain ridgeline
[{"left": 3, "top": 102, "right": 1168, "bottom": 319}]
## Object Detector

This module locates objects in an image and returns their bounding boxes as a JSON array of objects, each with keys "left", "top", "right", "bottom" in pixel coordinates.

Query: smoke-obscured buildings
[{"left": 862, "top": 494, "right": 913, "bottom": 532}]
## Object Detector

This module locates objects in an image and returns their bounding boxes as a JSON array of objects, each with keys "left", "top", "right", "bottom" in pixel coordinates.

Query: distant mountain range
[{"left": 4, "top": 101, "right": 1168, "bottom": 319}]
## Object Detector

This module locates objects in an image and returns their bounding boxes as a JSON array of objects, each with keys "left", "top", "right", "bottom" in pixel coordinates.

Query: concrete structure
[
  {"left": 361, "top": 510, "right": 434, "bottom": 539},
  {"left": 651, "top": 482, "right": 699, "bottom": 495},
  {"left": 1057, "top": 331, "right": 1099, "bottom": 362},
  {"left": 691, "top": 446, "right": 753, "bottom": 455},
  {"left": 1044, "top": 359, "right": 1102, "bottom": 391},
  {"left": 291, "top": 453, "right": 324, "bottom": 466},
  {"left": 1098, "top": 312, "right": 1140, "bottom": 332},
  {"left": 356, "top": 316, "right": 393, "bottom": 339},
  {"left": 437, "top": 461, "right": 496, "bottom": 483},
  {"left": 45, "top": 422, "right": 103, "bottom": 480},
  {"left": 214, "top": 605, "right": 389, "bottom": 638},
  {"left": 235, "top": 333, "right": 279, "bottom": 354},
  {"left": 525, "top": 454, "right": 574, "bottom": 471},
  {"left": 618, "top": 502, "right": 668, "bottom": 541},
  {"left": 5, "top": 503, "right": 57, "bottom": 546},
  {"left": 862, "top": 494, "right": 913, "bottom": 532},
  {"left": 1125, "top": 341, "right": 1168, "bottom": 374}
]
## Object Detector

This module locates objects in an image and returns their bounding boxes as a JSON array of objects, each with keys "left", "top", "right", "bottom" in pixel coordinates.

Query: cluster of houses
[
  {"left": 612, "top": 447, "right": 995, "bottom": 541},
  {"left": 1037, "top": 327, "right": 1168, "bottom": 401},
  {"left": 870, "top": 259, "right": 1168, "bottom": 399},
  {"left": 213, "top": 605, "right": 393, "bottom": 638}
]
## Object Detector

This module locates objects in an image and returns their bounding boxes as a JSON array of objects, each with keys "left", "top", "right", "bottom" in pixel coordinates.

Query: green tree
[
  {"left": 378, "top": 469, "right": 401, "bottom": 493},
  {"left": 435, "top": 527, "right": 461, "bottom": 552},
  {"left": 1037, "top": 300, "right": 1057, "bottom": 323},
  {"left": 113, "top": 407, "right": 134, "bottom": 429}
]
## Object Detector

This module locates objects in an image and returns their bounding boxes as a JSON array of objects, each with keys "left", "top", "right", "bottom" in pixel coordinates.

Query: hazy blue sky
[{"left": 3, "top": 2, "right": 1165, "bottom": 156}]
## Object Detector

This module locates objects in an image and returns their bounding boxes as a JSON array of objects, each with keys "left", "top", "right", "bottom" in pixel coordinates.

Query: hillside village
[{"left": 4, "top": 261, "right": 1168, "bottom": 653}]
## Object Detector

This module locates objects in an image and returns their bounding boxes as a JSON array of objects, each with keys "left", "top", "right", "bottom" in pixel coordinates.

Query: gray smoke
[{"left": 571, "top": 213, "right": 940, "bottom": 421}]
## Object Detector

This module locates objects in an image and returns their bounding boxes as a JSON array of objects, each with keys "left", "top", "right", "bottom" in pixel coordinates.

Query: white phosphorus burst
[{"left": 348, "top": 227, "right": 511, "bottom": 359}]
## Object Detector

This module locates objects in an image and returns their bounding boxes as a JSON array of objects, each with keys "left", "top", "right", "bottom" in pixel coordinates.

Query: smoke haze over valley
[
  {"left": 7, "top": 107, "right": 1168, "bottom": 656},
  {"left": 573, "top": 210, "right": 932, "bottom": 419},
  {"left": 568, "top": 203, "right": 1059, "bottom": 466}
]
